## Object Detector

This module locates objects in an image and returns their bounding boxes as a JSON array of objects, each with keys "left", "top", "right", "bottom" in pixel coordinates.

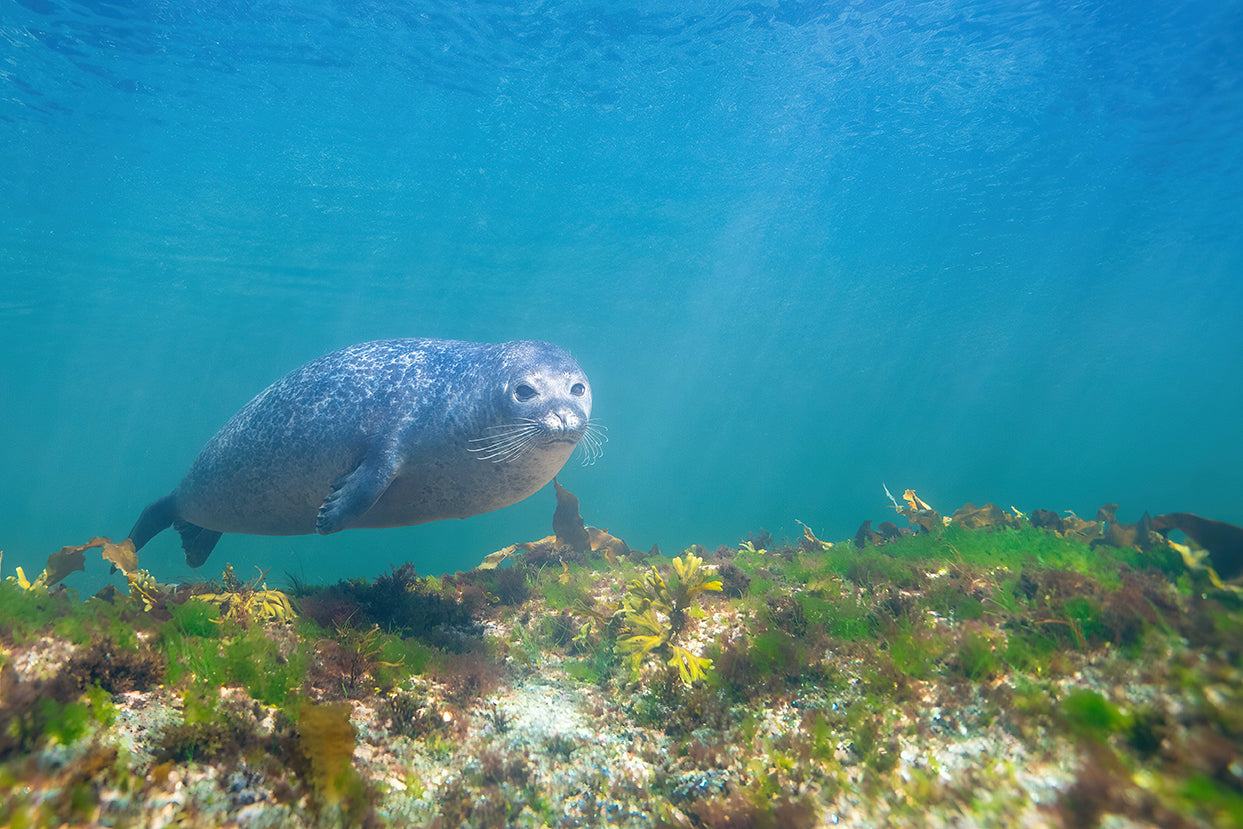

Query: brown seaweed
[
  {"left": 896, "top": 490, "right": 942, "bottom": 533},
  {"left": 41, "top": 542, "right": 88, "bottom": 587},
  {"left": 479, "top": 480, "right": 630, "bottom": 569},
  {"left": 854, "top": 519, "right": 874, "bottom": 549},
  {"left": 552, "top": 478, "right": 590, "bottom": 553},
  {"left": 949, "top": 503, "right": 1019, "bottom": 531},
  {"left": 902, "top": 489, "right": 933, "bottom": 512},
  {"left": 876, "top": 521, "right": 903, "bottom": 540},
  {"left": 100, "top": 537, "right": 138, "bottom": 575},
  {"left": 1090, "top": 510, "right": 1155, "bottom": 552},
  {"left": 14, "top": 536, "right": 142, "bottom": 592},
  {"left": 796, "top": 520, "right": 833, "bottom": 552},
  {"left": 297, "top": 703, "right": 357, "bottom": 804},
  {"left": 1060, "top": 513, "right": 1105, "bottom": 544},
  {"left": 1029, "top": 509, "right": 1065, "bottom": 532},
  {"left": 587, "top": 527, "right": 631, "bottom": 561}
]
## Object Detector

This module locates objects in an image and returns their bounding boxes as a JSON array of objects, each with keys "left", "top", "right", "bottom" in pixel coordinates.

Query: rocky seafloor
[{"left": 2, "top": 496, "right": 1242, "bottom": 828}]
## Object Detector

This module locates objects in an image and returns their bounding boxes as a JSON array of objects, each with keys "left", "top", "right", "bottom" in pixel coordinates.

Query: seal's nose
[{"left": 545, "top": 408, "right": 584, "bottom": 435}]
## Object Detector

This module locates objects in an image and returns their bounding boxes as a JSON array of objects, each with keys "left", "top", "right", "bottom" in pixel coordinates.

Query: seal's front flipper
[
  {"left": 317, "top": 453, "right": 397, "bottom": 534},
  {"left": 174, "top": 520, "right": 223, "bottom": 568},
  {"left": 129, "top": 494, "right": 177, "bottom": 552}
]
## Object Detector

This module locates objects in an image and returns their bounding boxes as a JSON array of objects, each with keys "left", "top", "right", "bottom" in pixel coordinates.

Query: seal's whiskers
[
  {"left": 577, "top": 421, "right": 607, "bottom": 466},
  {"left": 468, "top": 420, "right": 542, "bottom": 462}
]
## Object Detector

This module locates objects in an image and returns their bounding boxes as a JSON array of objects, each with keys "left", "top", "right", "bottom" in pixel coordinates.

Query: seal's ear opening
[{"left": 128, "top": 494, "right": 176, "bottom": 552}]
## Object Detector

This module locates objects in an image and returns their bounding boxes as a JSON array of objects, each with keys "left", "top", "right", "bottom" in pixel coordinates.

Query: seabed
[{"left": 2, "top": 494, "right": 1242, "bottom": 828}]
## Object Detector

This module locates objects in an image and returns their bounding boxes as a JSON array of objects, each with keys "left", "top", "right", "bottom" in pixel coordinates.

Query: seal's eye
[
  {"left": 570, "top": 382, "right": 586, "bottom": 397},
  {"left": 514, "top": 383, "right": 537, "bottom": 402}
]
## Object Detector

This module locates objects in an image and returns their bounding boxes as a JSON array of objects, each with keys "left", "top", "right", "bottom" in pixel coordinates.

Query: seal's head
[{"left": 469, "top": 340, "right": 603, "bottom": 465}]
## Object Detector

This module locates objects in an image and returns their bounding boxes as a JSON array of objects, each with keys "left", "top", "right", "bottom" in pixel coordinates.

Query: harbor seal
[{"left": 127, "top": 338, "right": 598, "bottom": 567}]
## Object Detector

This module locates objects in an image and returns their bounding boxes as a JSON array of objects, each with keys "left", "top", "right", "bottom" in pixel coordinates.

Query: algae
[
  {"left": 616, "top": 552, "right": 722, "bottom": 684},
  {"left": 2, "top": 496, "right": 1243, "bottom": 827}
]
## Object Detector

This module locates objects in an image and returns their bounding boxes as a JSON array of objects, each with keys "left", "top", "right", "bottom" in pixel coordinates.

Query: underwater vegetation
[
  {"left": 615, "top": 552, "right": 722, "bottom": 684},
  {"left": 2, "top": 489, "right": 1243, "bottom": 827}
]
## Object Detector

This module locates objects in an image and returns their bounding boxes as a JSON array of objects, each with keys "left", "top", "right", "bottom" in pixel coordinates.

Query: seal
[{"left": 127, "top": 338, "right": 598, "bottom": 567}]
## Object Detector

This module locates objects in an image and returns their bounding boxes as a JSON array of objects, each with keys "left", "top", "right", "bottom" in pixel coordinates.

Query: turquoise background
[{"left": 2, "top": 0, "right": 1240, "bottom": 590}]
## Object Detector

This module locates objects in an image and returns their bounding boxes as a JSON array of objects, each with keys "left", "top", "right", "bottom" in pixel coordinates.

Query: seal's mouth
[
  {"left": 524, "top": 431, "right": 583, "bottom": 454},
  {"left": 467, "top": 420, "right": 605, "bottom": 465}
]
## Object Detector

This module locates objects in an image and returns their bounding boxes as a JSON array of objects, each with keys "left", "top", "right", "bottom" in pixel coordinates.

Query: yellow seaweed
[{"left": 297, "top": 703, "right": 357, "bottom": 804}]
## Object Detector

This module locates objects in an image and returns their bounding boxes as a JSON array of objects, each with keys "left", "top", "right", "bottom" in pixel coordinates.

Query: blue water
[{"left": 3, "top": 0, "right": 1241, "bottom": 592}]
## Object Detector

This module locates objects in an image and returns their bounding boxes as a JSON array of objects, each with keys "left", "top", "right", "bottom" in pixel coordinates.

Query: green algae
[
  {"left": 1060, "top": 689, "right": 1128, "bottom": 740},
  {"left": 159, "top": 612, "right": 308, "bottom": 708},
  {"left": 883, "top": 618, "right": 944, "bottom": 679},
  {"left": 373, "top": 632, "right": 435, "bottom": 685},
  {"left": 0, "top": 581, "right": 121, "bottom": 646},
  {"left": 2, "top": 507, "right": 1242, "bottom": 827},
  {"left": 163, "top": 596, "right": 221, "bottom": 638},
  {"left": 564, "top": 659, "right": 602, "bottom": 684},
  {"left": 1182, "top": 774, "right": 1243, "bottom": 829},
  {"left": 955, "top": 629, "right": 999, "bottom": 681},
  {"left": 537, "top": 569, "right": 594, "bottom": 611}
]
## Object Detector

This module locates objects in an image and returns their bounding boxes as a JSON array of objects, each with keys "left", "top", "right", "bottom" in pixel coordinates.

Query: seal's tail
[
  {"left": 129, "top": 495, "right": 223, "bottom": 568},
  {"left": 129, "top": 494, "right": 177, "bottom": 551},
  {"left": 174, "top": 521, "right": 223, "bottom": 568}
]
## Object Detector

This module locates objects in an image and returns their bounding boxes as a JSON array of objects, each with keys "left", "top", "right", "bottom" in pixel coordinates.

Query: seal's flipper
[
  {"left": 129, "top": 494, "right": 177, "bottom": 552},
  {"left": 317, "top": 454, "right": 397, "bottom": 534},
  {"left": 174, "top": 520, "right": 223, "bottom": 568}
]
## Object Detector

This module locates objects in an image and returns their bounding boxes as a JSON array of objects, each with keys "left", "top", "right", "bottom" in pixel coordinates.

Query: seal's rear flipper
[
  {"left": 174, "top": 520, "right": 223, "bottom": 568},
  {"left": 129, "top": 494, "right": 177, "bottom": 551}
]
